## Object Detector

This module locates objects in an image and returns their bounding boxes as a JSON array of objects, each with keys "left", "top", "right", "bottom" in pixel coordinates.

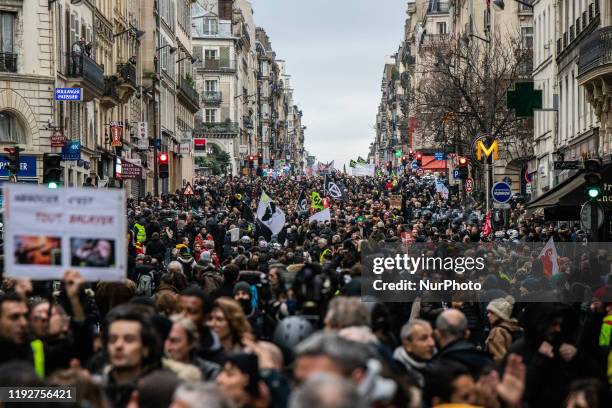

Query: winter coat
[
  {"left": 485, "top": 319, "right": 522, "bottom": 363},
  {"left": 432, "top": 339, "right": 494, "bottom": 379}
]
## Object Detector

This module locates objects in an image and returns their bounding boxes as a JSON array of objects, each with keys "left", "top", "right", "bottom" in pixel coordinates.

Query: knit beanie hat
[
  {"left": 487, "top": 296, "right": 515, "bottom": 321},
  {"left": 233, "top": 281, "right": 251, "bottom": 297},
  {"left": 224, "top": 353, "right": 260, "bottom": 396}
]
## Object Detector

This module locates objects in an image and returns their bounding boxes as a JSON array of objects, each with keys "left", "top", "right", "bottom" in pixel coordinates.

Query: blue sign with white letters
[
  {"left": 0, "top": 155, "right": 37, "bottom": 178},
  {"left": 55, "top": 88, "right": 82, "bottom": 101},
  {"left": 491, "top": 182, "right": 512, "bottom": 203},
  {"left": 434, "top": 152, "right": 447, "bottom": 161},
  {"left": 62, "top": 140, "right": 81, "bottom": 160},
  {"left": 453, "top": 169, "right": 460, "bottom": 179}
]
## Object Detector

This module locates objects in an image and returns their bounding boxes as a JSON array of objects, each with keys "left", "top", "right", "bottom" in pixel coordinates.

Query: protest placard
[
  {"left": 389, "top": 194, "right": 402, "bottom": 209},
  {"left": 3, "top": 184, "right": 127, "bottom": 281}
]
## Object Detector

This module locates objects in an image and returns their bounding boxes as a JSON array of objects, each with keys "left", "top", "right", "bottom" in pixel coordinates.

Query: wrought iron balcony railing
[
  {"left": 66, "top": 52, "right": 105, "bottom": 91},
  {"left": 202, "top": 91, "right": 222, "bottom": 104},
  {"left": 578, "top": 26, "right": 612, "bottom": 77},
  {"left": 117, "top": 63, "right": 137, "bottom": 88}
]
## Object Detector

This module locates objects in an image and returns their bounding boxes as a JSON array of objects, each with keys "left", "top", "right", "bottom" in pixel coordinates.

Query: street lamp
[
  {"left": 114, "top": 25, "right": 146, "bottom": 40},
  {"left": 492, "top": 0, "right": 534, "bottom": 11},
  {"left": 156, "top": 45, "right": 177, "bottom": 54}
]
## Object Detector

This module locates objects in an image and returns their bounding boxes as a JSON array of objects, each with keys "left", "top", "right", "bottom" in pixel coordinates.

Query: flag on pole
[
  {"left": 296, "top": 190, "right": 309, "bottom": 212},
  {"left": 324, "top": 177, "right": 348, "bottom": 201},
  {"left": 309, "top": 208, "right": 331, "bottom": 223},
  {"left": 349, "top": 160, "right": 357, "bottom": 168},
  {"left": 310, "top": 191, "right": 324, "bottom": 210},
  {"left": 256, "top": 191, "right": 286, "bottom": 236},
  {"left": 538, "top": 237, "right": 559, "bottom": 277},
  {"left": 481, "top": 210, "right": 492, "bottom": 238},
  {"left": 357, "top": 156, "right": 367, "bottom": 164}
]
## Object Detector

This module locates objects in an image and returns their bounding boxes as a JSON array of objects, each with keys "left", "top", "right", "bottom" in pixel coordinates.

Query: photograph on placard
[
  {"left": 70, "top": 238, "right": 116, "bottom": 268},
  {"left": 14, "top": 235, "right": 62, "bottom": 266}
]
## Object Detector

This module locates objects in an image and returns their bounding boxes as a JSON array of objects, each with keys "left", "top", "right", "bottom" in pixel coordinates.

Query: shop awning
[
  {"left": 525, "top": 171, "right": 585, "bottom": 220},
  {"left": 422, "top": 156, "right": 448, "bottom": 171}
]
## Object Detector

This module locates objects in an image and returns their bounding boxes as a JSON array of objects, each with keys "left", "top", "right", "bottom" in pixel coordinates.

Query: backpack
[{"left": 136, "top": 271, "right": 154, "bottom": 297}]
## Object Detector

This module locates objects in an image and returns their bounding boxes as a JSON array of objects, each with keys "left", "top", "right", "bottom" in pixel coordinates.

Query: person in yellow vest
[
  {"left": 0, "top": 270, "right": 92, "bottom": 378},
  {"left": 134, "top": 219, "right": 147, "bottom": 245}
]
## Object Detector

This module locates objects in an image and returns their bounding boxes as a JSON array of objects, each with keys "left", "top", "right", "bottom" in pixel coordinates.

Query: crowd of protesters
[{"left": 0, "top": 173, "right": 611, "bottom": 408}]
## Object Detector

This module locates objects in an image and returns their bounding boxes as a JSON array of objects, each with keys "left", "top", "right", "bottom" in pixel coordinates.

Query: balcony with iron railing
[
  {"left": 100, "top": 76, "right": 120, "bottom": 108},
  {"left": 66, "top": 51, "right": 105, "bottom": 101},
  {"left": 578, "top": 26, "right": 612, "bottom": 77},
  {"left": 117, "top": 63, "right": 137, "bottom": 89},
  {"left": 0, "top": 52, "right": 17, "bottom": 73},
  {"left": 195, "top": 121, "right": 239, "bottom": 134},
  {"left": 196, "top": 58, "right": 237, "bottom": 72},
  {"left": 202, "top": 91, "right": 222, "bottom": 104},
  {"left": 177, "top": 77, "right": 200, "bottom": 113}
]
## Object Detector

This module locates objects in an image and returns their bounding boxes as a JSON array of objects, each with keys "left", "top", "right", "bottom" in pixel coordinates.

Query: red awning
[{"left": 422, "top": 155, "right": 448, "bottom": 171}]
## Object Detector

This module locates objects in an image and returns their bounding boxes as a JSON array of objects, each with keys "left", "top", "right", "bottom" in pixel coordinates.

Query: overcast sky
[{"left": 250, "top": 0, "right": 407, "bottom": 169}]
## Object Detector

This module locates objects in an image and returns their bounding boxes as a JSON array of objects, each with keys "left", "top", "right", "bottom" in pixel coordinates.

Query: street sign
[
  {"left": 183, "top": 183, "right": 194, "bottom": 196},
  {"left": 453, "top": 169, "right": 460, "bottom": 179},
  {"left": 580, "top": 202, "right": 604, "bottom": 231},
  {"left": 55, "top": 88, "right": 82, "bottom": 101},
  {"left": 554, "top": 161, "right": 580, "bottom": 170},
  {"left": 51, "top": 130, "right": 66, "bottom": 147},
  {"left": 434, "top": 152, "right": 446, "bottom": 161},
  {"left": 465, "top": 177, "right": 474, "bottom": 193},
  {"left": 411, "top": 162, "right": 418, "bottom": 170},
  {"left": 526, "top": 183, "right": 532, "bottom": 194},
  {"left": 491, "top": 182, "right": 512, "bottom": 203},
  {"left": 493, "top": 202, "right": 511, "bottom": 209}
]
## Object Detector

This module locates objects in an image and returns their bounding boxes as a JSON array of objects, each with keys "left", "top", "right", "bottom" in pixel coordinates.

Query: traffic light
[
  {"left": 43, "top": 153, "right": 62, "bottom": 188},
  {"left": 270, "top": 156, "right": 275, "bottom": 168},
  {"left": 248, "top": 155, "right": 255, "bottom": 169},
  {"left": 416, "top": 152, "right": 422, "bottom": 166},
  {"left": 458, "top": 156, "right": 469, "bottom": 180},
  {"left": 159, "top": 152, "right": 169, "bottom": 179},
  {"left": 257, "top": 153, "right": 263, "bottom": 167},
  {"left": 5, "top": 146, "right": 22, "bottom": 176},
  {"left": 401, "top": 155, "right": 407, "bottom": 166},
  {"left": 584, "top": 158, "right": 602, "bottom": 201},
  {"left": 408, "top": 149, "right": 414, "bottom": 160}
]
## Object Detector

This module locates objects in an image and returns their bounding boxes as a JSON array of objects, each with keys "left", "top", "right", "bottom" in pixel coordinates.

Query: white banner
[
  {"left": 351, "top": 163, "right": 375, "bottom": 177},
  {"left": 309, "top": 208, "right": 331, "bottom": 223},
  {"left": 3, "top": 184, "right": 127, "bottom": 281},
  {"left": 256, "top": 191, "right": 286, "bottom": 235}
]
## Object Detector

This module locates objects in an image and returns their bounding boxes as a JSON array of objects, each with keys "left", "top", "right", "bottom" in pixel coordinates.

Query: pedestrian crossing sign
[{"left": 183, "top": 183, "right": 194, "bottom": 196}]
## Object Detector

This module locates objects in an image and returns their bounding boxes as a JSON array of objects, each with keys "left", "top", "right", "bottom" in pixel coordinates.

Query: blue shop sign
[
  {"left": 55, "top": 88, "right": 82, "bottom": 101},
  {"left": 434, "top": 152, "right": 447, "bottom": 161},
  {"left": 0, "top": 155, "right": 37, "bottom": 178},
  {"left": 62, "top": 140, "right": 81, "bottom": 160}
]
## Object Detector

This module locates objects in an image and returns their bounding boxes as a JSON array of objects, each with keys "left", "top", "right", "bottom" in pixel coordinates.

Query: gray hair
[
  {"left": 173, "top": 382, "right": 232, "bottom": 408},
  {"left": 167, "top": 261, "right": 184, "bottom": 274},
  {"left": 295, "top": 332, "right": 369, "bottom": 376},
  {"left": 290, "top": 373, "right": 366, "bottom": 408},
  {"left": 169, "top": 314, "right": 200, "bottom": 346},
  {"left": 435, "top": 309, "right": 468, "bottom": 340},
  {"left": 400, "top": 319, "right": 431, "bottom": 341},
  {"left": 324, "top": 297, "right": 370, "bottom": 330}
]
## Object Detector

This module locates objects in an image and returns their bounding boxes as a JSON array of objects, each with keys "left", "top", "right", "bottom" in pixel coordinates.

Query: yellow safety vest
[
  {"left": 30, "top": 339, "right": 45, "bottom": 378},
  {"left": 134, "top": 223, "right": 146, "bottom": 243}
]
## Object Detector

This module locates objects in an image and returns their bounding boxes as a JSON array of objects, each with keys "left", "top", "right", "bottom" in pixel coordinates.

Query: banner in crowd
[
  {"left": 309, "top": 208, "right": 331, "bottom": 223},
  {"left": 389, "top": 194, "right": 402, "bottom": 209},
  {"left": 3, "top": 184, "right": 127, "bottom": 281},
  {"left": 310, "top": 191, "right": 324, "bottom": 210},
  {"left": 324, "top": 176, "right": 347, "bottom": 201},
  {"left": 539, "top": 237, "right": 559, "bottom": 277},
  {"left": 256, "top": 191, "right": 286, "bottom": 235},
  {"left": 351, "top": 163, "right": 375, "bottom": 177},
  {"left": 297, "top": 190, "right": 309, "bottom": 212}
]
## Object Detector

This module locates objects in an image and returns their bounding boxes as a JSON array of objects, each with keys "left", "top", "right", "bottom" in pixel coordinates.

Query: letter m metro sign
[{"left": 476, "top": 139, "right": 498, "bottom": 162}]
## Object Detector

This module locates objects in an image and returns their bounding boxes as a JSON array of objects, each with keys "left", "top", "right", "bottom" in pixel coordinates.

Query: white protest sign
[
  {"left": 309, "top": 208, "right": 331, "bottom": 223},
  {"left": 351, "top": 163, "right": 375, "bottom": 177},
  {"left": 4, "top": 184, "right": 127, "bottom": 281}
]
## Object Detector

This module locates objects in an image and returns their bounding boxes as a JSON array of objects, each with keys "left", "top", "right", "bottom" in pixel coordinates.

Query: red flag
[
  {"left": 538, "top": 237, "right": 559, "bottom": 277},
  {"left": 481, "top": 210, "right": 492, "bottom": 238}
]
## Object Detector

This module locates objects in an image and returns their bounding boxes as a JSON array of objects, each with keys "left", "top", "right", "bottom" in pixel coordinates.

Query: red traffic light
[
  {"left": 458, "top": 156, "right": 468, "bottom": 166},
  {"left": 159, "top": 153, "right": 168, "bottom": 163},
  {"left": 248, "top": 155, "right": 254, "bottom": 161},
  {"left": 416, "top": 152, "right": 422, "bottom": 159},
  {"left": 401, "top": 155, "right": 406, "bottom": 161},
  {"left": 409, "top": 149, "right": 414, "bottom": 155}
]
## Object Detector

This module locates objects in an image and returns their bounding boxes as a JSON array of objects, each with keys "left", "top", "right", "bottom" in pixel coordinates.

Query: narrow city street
[{"left": 0, "top": 1, "right": 611, "bottom": 408}]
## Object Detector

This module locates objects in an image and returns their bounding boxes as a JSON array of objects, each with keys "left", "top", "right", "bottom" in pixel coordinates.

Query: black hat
[{"left": 225, "top": 353, "right": 260, "bottom": 396}]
